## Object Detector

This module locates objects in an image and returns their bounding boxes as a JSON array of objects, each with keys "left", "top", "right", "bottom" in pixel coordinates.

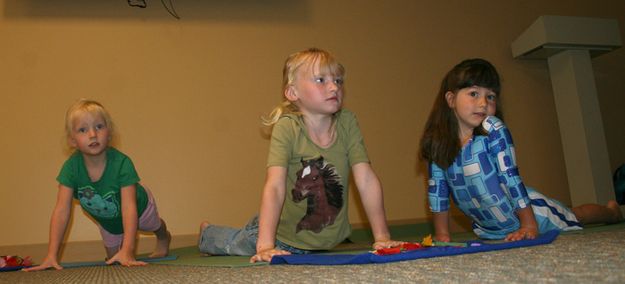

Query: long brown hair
[{"left": 419, "top": 58, "right": 503, "bottom": 169}]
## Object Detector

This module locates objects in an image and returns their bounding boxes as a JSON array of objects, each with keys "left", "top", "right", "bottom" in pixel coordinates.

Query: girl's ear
[
  {"left": 445, "top": 91, "right": 455, "bottom": 108},
  {"left": 284, "top": 85, "right": 298, "bottom": 102},
  {"left": 68, "top": 136, "right": 78, "bottom": 148}
]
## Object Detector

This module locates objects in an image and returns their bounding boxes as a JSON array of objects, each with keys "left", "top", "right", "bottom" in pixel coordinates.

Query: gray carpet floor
[{"left": 3, "top": 226, "right": 625, "bottom": 283}]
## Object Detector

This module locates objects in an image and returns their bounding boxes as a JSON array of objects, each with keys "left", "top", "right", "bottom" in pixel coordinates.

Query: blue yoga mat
[{"left": 271, "top": 230, "right": 559, "bottom": 265}]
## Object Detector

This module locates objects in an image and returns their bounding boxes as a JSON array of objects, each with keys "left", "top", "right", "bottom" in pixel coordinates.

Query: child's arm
[
  {"left": 250, "top": 166, "right": 292, "bottom": 263},
  {"left": 352, "top": 162, "right": 404, "bottom": 249},
  {"left": 505, "top": 207, "right": 539, "bottom": 241},
  {"left": 432, "top": 211, "right": 451, "bottom": 242},
  {"left": 105, "top": 185, "right": 147, "bottom": 267},
  {"left": 427, "top": 163, "right": 452, "bottom": 241},
  {"left": 482, "top": 116, "right": 538, "bottom": 241},
  {"left": 482, "top": 117, "right": 532, "bottom": 214},
  {"left": 23, "top": 185, "right": 74, "bottom": 272}
]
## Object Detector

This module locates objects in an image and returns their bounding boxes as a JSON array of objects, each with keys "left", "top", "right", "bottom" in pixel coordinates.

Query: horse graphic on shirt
[{"left": 292, "top": 156, "right": 344, "bottom": 233}]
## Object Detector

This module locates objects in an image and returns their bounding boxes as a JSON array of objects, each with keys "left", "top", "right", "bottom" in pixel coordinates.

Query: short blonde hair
[
  {"left": 64, "top": 99, "right": 115, "bottom": 145},
  {"left": 262, "top": 48, "right": 345, "bottom": 125}
]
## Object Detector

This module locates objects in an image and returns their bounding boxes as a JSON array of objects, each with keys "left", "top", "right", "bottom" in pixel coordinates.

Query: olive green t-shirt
[
  {"left": 57, "top": 147, "right": 148, "bottom": 235},
  {"left": 267, "top": 109, "right": 370, "bottom": 250}
]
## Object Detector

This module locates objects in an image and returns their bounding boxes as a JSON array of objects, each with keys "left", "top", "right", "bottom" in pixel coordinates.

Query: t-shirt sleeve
[
  {"left": 428, "top": 162, "right": 450, "bottom": 212},
  {"left": 482, "top": 116, "right": 531, "bottom": 210},
  {"left": 56, "top": 158, "right": 76, "bottom": 189},
  {"left": 118, "top": 156, "right": 141, "bottom": 188},
  {"left": 267, "top": 117, "right": 294, "bottom": 168},
  {"left": 342, "top": 111, "right": 369, "bottom": 167}
]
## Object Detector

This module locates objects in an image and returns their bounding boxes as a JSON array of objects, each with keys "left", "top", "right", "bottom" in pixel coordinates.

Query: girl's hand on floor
[
  {"left": 372, "top": 240, "right": 406, "bottom": 250},
  {"left": 22, "top": 258, "right": 63, "bottom": 272},
  {"left": 434, "top": 233, "right": 451, "bottom": 242},
  {"left": 250, "top": 248, "right": 291, "bottom": 263},
  {"left": 505, "top": 227, "right": 538, "bottom": 241},
  {"left": 105, "top": 250, "right": 147, "bottom": 267}
]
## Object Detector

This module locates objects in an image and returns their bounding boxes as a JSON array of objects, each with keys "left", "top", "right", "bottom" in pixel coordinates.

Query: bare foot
[
  {"left": 149, "top": 231, "right": 171, "bottom": 258},
  {"left": 200, "top": 221, "right": 210, "bottom": 233},
  {"left": 607, "top": 200, "right": 624, "bottom": 223}
]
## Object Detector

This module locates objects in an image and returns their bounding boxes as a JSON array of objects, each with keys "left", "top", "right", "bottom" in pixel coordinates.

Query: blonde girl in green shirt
[{"left": 26, "top": 99, "right": 170, "bottom": 271}]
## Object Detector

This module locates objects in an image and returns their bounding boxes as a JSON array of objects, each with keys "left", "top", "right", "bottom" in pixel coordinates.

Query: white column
[
  {"left": 511, "top": 16, "right": 621, "bottom": 206},
  {"left": 547, "top": 49, "right": 614, "bottom": 205}
]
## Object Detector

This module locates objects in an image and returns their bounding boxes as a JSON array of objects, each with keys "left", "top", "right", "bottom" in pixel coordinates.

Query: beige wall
[{"left": 1, "top": 1, "right": 624, "bottom": 247}]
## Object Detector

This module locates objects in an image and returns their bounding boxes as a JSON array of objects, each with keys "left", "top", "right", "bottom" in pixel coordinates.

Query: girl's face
[
  {"left": 286, "top": 61, "right": 344, "bottom": 117},
  {"left": 446, "top": 85, "right": 497, "bottom": 137},
  {"left": 69, "top": 112, "right": 110, "bottom": 157}
]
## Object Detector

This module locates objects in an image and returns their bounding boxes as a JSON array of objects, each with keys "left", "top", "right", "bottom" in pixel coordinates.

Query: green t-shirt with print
[
  {"left": 57, "top": 147, "right": 148, "bottom": 235},
  {"left": 267, "top": 109, "right": 370, "bottom": 250}
]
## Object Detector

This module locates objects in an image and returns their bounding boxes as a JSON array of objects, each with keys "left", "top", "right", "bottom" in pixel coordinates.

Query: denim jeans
[{"left": 198, "top": 215, "right": 311, "bottom": 256}]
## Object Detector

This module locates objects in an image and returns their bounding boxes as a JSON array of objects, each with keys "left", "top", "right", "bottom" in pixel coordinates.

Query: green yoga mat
[
  {"left": 61, "top": 255, "right": 178, "bottom": 268},
  {"left": 156, "top": 246, "right": 267, "bottom": 267}
]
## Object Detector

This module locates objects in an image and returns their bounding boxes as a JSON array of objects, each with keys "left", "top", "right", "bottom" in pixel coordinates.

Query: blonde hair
[
  {"left": 262, "top": 48, "right": 345, "bottom": 126},
  {"left": 64, "top": 99, "right": 115, "bottom": 147}
]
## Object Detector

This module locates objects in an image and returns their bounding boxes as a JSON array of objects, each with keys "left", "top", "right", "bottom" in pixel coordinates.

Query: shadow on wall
[{"left": 2, "top": 0, "right": 311, "bottom": 22}]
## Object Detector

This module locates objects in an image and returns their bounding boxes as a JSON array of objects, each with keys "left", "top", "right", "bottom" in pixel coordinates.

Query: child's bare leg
[
  {"left": 150, "top": 219, "right": 171, "bottom": 258},
  {"left": 572, "top": 200, "right": 623, "bottom": 225},
  {"left": 105, "top": 246, "right": 120, "bottom": 260}
]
